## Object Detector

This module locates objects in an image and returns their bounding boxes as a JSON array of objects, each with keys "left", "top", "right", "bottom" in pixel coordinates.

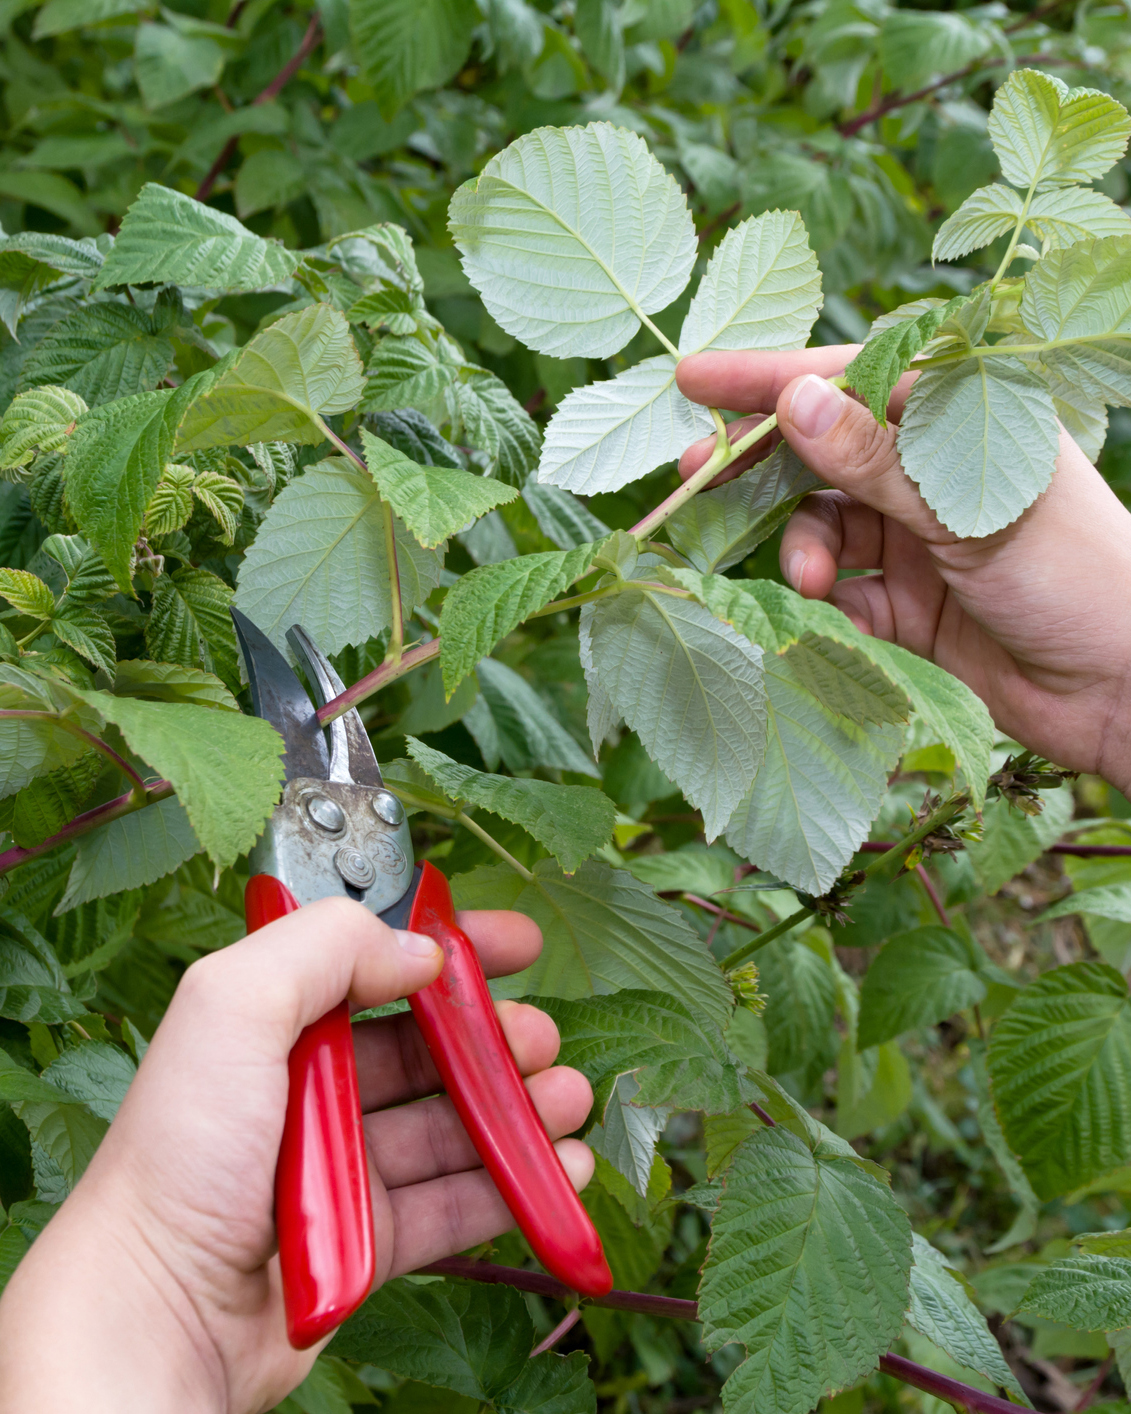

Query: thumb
[{"left": 777, "top": 374, "right": 954, "bottom": 544}]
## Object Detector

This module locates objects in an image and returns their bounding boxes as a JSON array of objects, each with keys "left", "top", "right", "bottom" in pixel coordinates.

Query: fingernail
[
  {"left": 395, "top": 929, "right": 440, "bottom": 958},
  {"left": 789, "top": 375, "right": 846, "bottom": 440},
  {"left": 785, "top": 551, "right": 808, "bottom": 592}
]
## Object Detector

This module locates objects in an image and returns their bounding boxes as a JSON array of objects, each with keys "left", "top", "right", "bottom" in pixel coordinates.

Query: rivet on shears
[
  {"left": 306, "top": 794, "right": 346, "bottom": 833},
  {"left": 371, "top": 790, "right": 405, "bottom": 826},
  {"left": 334, "top": 847, "right": 377, "bottom": 890}
]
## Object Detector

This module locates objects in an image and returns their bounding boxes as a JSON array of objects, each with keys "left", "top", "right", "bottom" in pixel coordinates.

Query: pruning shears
[{"left": 230, "top": 609, "right": 612, "bottom": 1350}]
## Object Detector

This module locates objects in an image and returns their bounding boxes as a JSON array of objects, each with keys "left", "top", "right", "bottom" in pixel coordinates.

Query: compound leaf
[
  {"left": 450, "top": 122, "right": 696, "bottom": 359},
  {"left": 987, "top": 69, "right": 1131, "bottom": 191},
  {"left": 405, "top": 736, "right": 615, "bottom": 872},
  {"left": 95, "top": 182, "right": 300, "bottom": 290},
  {"left": 538, "top": 355, "right": 712, "bottom": 495},
  {"left": 988, "top": 961, "right": 1131, "bottom": 1201}
]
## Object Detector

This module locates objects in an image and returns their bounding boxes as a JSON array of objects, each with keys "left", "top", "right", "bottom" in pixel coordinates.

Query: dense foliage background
[{"left": 2, "top": 1, "right": 1131, "bottom": 1413}]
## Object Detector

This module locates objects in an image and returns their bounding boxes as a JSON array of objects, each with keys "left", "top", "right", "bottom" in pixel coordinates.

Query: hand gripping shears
[{"left": 230, "top": 609, "right": 612, "bottom": 1349}]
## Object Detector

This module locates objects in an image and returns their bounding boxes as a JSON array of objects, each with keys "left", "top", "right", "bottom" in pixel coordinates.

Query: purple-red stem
[
  {"left": 0, "top": 779, "right": 174, "bottom": 878},
  {"left": 195, "top": 15, "right": 322, "bottom": 201},
  {"left": 530, "top": 1306, "right": 581, "bottom": 1356},
  {"left": 416, "top": 1258, "right": 1021, "bottom": 1412},
  {"left": 317, "top": 639, "right": 440, "bottom": 724}
]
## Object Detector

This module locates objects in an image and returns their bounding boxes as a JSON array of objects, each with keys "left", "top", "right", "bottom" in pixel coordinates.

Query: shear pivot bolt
[
  {"left": 334, "top": 847, "right": 376, "bottom": 890},
  {"left": 306, "top": 794, "right": 345, "bottom": 832},
  {"left": 371, "top": 790, "right": 405, "bottom": 826}
]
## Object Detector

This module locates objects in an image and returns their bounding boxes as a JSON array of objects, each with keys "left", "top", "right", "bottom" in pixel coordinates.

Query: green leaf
[
  {"left": 0, "top": 385, "right": 87, "bottom": 470},
  {"left": 145, "top": 568, "right": 239, "bottom": 687},
  {"left": 966, "top": 786, "right": 1076, "bottom": 895},
  {"left": 50, "top": 603, "right": 115, "bottom": 676},
  {"left": 469, "top": 656, "right": 598, "bottom": 778},
  {"left": 0, "top": 664, "right": 103, "bottom": 798},
  {"left": 191, "top": 470, "right": 243, "bottom": 545},
  {"left": 0, "top": 568, "right": 54, "bottom": 618},
  {"left": 969, "top": 1038, "right": 1039, "bottom": 1254},
  {"left": 439, "top": 541, "right": 605, "bottom": 695},
  {"left": 857, "top": 927, "right": 990, "bottom": 1050},
  {"left": 57, "top": 796, "right": 200, "bottom": 910},
  {"left": 329, "top": 1279, "right": 533, "bottom": 1400},
  {"left": 71, "top": 690, "right": 284, "bottom": 869},
  {"left": 111, "top": 659, "right": 239, "bottom": 712},
  {"left": 0, "top": 1050, "right": 106, "bottom": 1193},
  {"left": 455, "top": 368, "right": 542, "bottom": 486},
  {"left": 366, "top": 408, "right": 463, "bottom": 468},
  {"left": 360, "top": 427, "right": 517, "bottom": 548},
  {"left": 576, "top": 0, "right": 624, "bottom": 89},
  {"left": 537, "top": 989, "right": 751, "bottom": 1116},
  {"left": 666, "top": 444, "right": 821, "bottom": 575},
  {"left": 1025, "top": 187, "right": 1131, "bottom": 250},
  {"left": 94, "top": 182, "right": 300, "bottom": 291},
  {"left": 1036, "top": 882, "right": 1131, "bottom": 924},
  {"left": 844, "top": 296, "right": 969, "bottom": 424},
  {"left": 18, "top": 297, "right": 174, "bottom": 407},
  {"left": 835, "top": 1037, "right": 912, "bottom": 1142},
  {"left": 988, "top": 961, "right": 1131, "bottom": 1200},
  {"left": 678, "top": 211, "right": 822, "bottom": 354},
  {"left": 1016, "top": 1253, "right": 1131, "bottom": 1332},
  {"left": 708, "top": 627, "right": 902, "bottom": 894},
  {"left": 405, "top": 737, "right": 615, "bottom": 872},
  {"left": 537, "top": 355, "right": 713, "bottom": 494},
  {"left": 33, "top": 0, "right": 139, "bottom": 37},
  {"left": 987, "top": 69, "right": 1131, "bottom": 191},
  {"left": 1021, "top": 236, "right": 1131, "bottom": 407},
  {"left": 0, "top": 233, "right": 102, "bottom": 337},
  {"left": 907, "top": 1234, "right": 1029, "bottom": 1401},
  {"left": 145, "top": 464, "right": 196, "bottom": 537},
  {"left": 581, "top": 586, "right": 766, "bottom": 839},
  {"left": 759, "top": 933, "right": 838, "bottom": 1081},
  {"left": 234, "top": 457, "right": 443, "bottom": 656},
  {"left": 176, "top": 306, "right": 365, "bottom": 451},
  {"left": 346, "top": 285, "right": 421, "bottom": 337},
  {"left": 0, "top": 750, "right": 102, "bottom": 849},
  {"left": 698, "top": 1125, "right": 911, "bottom": 1414},
  {"left": 362, "top": 332, "right": 457, "bottom": 428},
  {"left": 879, "top": 10, "right": 990, "bottom": 91},
  {"left": 587, "top": 1071, "right": 670, "bottom": 1197},
  {"left": 43, "top": 1040, "right": 135, "bottom": 1121},
  {"left": 496, "top": 1352, "right": 594, "bottom": 1414},
  {"left": 0, "top": 909, "right": 86, "bottom": 1023},
  {"left": 65, "top": 389, "right": 175, "bottom": 591},
  {"left": 451, "top": 858, "right": 733, "bottom": 1029},
  {"left": 521, "top": 480, "right": 610, "bottom": 550},
  {"left": 450, "top": 122, "right": 697, "bottom": 358},
  {"left": 933, "top": 187, "right": 1025, "bottom": 263},
  {"left": 896, "top": 354, "right": 1060, "bottom": 538},
  {"left": 350, "top": 0, "right": 480, "bottom": 119}
]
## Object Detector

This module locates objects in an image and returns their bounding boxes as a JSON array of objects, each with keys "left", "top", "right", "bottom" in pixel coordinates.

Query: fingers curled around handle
[
  {"left": 172, "top": 897, "right": 444, "bottom": 1055},
  {"left": 777, "top": 374, "right": 954, "bottom": 545}
]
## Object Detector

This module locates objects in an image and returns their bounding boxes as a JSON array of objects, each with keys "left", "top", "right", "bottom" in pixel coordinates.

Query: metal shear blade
[{"left": 231, "top": 608, "right": 415, "bottom": 915}]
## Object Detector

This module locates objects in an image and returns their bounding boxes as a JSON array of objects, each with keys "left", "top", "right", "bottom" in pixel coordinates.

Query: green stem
[
  {"left": 527, "top": 585, "right": 623, "bottom": 619},
  {"left": 455, "top": 811, "right": 535, "bottom": 881},
  {"left": 991, "top": 172, "right": 1040, "bottom": 287},
  {"left": 719, "top": 792, "right": 969, "bottom": 971},
  {"left": 319, "top": 420, "right": 405, "bottom": 667}
]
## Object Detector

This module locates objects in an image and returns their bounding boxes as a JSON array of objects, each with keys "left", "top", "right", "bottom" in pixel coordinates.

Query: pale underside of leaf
[
  {"left": 583, "top": 589, "right": 767, "bottom": 840},
  {"left": 449, "top": 122, "right": 697, "bottom": 359},
  {"left": 897, "top": 355, "right": 1060, "bottom": 537},
  {"left": 56, "top": 796, "right": 200, "bottom": 911},
  {"left": 678, "top": 210, "right": 822, "bottom": 354},
  {"left": 538, "top": 355, "right": 713, "bottom": 495}
]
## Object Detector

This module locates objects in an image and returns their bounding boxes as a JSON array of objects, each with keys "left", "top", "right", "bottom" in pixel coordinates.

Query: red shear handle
[
  {"left": 408, "top": 862, "right": 612, "bottom": 1297},
  {"left": 245, "top": 875, "right": 376, "bottom": 1350}
]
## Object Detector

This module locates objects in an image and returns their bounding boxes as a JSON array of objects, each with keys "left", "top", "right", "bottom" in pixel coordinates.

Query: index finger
[{"left": 677, "top": 346, "right": 861, "bottom": 412}]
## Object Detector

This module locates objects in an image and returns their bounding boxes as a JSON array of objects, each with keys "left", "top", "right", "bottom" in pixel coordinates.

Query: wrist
[{"left": 0, "top": 1188, "right": 225, "bottom": 1413}]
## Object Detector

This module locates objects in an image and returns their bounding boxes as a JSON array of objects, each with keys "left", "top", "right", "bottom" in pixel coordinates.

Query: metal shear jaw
[{"left": 231, "top": 608, "right": 416, "bottom": 915}]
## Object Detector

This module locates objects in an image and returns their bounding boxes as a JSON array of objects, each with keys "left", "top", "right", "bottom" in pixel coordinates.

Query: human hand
[
  {"left": 0, "top": 899, "right": 593, "bottom": 1414},
  {"left": 677, "top": 347, "right": 1131, "bottom": 794}
]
